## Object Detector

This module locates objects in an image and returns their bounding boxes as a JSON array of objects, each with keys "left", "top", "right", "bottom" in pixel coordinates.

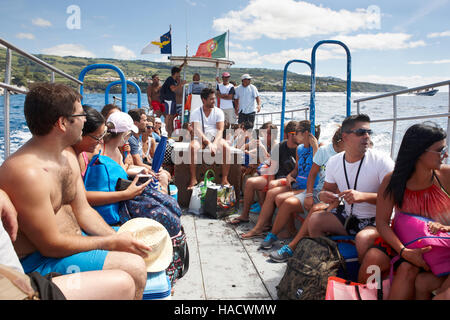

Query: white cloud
[
  {"left": 112, "top": 45, "right": 136, "bottom": 60},
  {"left": 16, "top": 33, "right": 35, "bottom": 40},
  {"left": 230, "top": 46, "right": 344, "bottom": 67},
  {"left": 41, "top": 44, "right": 96, "bottom": 58},
  {"left": 213, "top": 0, "right": 380, "bottom": 40},
  {"left": 334, "top": 33, "right": 426, "bottom": 51},
  {"left": 427, "top": 30, "right": 450, "bottom": 38},
  {"left": 32, "top": 18, "right": 52, "bottom": 27},
  {"left": 408, "top": 59, "right": 450, "bottom": 65},
  {"left": 185, "top": 0, "right": 197, "bottom": 6}
]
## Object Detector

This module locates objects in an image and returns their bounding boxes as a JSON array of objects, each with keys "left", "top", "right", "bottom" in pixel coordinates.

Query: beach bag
[
  {"left": 84, "top": 152, "right": 128, "bottom": 225},
  {"left": 203, "top": 184, "right": 237, "bottom": 219},
  {"left": 276, "top": 237, "right": 347, "bottom": 300},
  {"left": 187, "top": 169, "right": 215, "bottom": 215},
  {"left": 393, "top": 211, "right": 450, "bottom": 277},
  {"left": 325, "top": 276, "right": 391, "bottom": 300},
  {"left": 166, "top": 226, "right": 189, "bottom": 285},
  {"left": 119, "top": 186, "right": 182, "bottom": 237}
]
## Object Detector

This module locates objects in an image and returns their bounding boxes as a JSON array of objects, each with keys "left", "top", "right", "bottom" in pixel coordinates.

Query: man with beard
[
  {"left": 0, "top": 83, "right": 150, "bottom": 299},
  {"left": 306, "top": 114, "right": 394, "bottom": 263},
  {"left": 187, "top": 88, "right": 231, "bottom": 189}
]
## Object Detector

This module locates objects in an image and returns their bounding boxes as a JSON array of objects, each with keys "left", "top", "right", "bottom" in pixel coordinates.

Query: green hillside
[{"left": 0, "top": 49, "right": 406, "bottom": 94}]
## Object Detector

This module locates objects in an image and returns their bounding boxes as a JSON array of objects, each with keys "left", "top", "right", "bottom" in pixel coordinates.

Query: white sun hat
[
  {"left": 106, "top": 111, "right": 139, "bottom": 134},
  {"left": 117, "top": 218, "right": 173, "bottom": 272}
]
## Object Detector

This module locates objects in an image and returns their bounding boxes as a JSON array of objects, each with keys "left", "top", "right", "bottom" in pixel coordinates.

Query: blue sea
[{"left": 0, "top": 91, "right": 448, "bottom": 164}]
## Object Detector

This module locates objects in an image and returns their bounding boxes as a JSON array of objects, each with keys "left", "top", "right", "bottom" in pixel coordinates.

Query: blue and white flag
[{"left": 141, "top": 30, "right": 172, "bottom": 55}]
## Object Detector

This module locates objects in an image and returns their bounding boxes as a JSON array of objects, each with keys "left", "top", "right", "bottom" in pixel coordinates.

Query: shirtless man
[
  {"left": 147, "top": 74, "right": 164, "bottom": 118},
  {"left": 0, "top": 83, "right": 150, "bottom": 300}
]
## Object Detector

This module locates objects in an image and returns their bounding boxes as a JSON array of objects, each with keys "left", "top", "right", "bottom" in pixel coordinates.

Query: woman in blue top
[{"left": 241, "top": 120, "right": 320, "bottom": 239}]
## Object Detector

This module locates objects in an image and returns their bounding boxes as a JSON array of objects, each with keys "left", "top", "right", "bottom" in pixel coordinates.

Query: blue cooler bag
[
  {"left": 143, "top": 271, "right": 172, "bottom": 300},
  {"left": 330, "top": 236, "right": 360, "bottom": 282}
]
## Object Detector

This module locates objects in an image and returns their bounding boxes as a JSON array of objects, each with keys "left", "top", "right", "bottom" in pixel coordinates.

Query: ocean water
[{"left": 0, "top": 91, "right": 448, "bottom": 164}]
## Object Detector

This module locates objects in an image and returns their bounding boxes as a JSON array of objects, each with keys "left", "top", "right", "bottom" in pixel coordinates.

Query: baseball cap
[
  {"left": 106, "top": 111, "right": 139, "bottom": 133},
  {"left": 222, "top": 72, "right": 231, "bottom": 77},
  {"left": 154, "top": 117, "right": 162, "bottom": 124},
  {"left": 241, "top": 73, "right": 252, "bottom": 80}
]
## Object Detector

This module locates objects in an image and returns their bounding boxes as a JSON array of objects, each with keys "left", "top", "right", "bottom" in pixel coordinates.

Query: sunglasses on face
[
  {"left": 426, "top": 145, "right": 448, "bottom": 159},
  {"left": 345, "top": 128, "right": 373, "bottom": 136}
]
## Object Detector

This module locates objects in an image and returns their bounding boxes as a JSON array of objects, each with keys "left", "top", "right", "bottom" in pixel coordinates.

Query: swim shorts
[
  {"left": 19, "top": 229, "right": 115, "bottom": 276},
  {"left": 151, "top": 100, "right": 165, "bottom": 113},
  {"left": 330, "top": 206, "right": 376, "bottom": 236},
  {"left": 164, "top": 100, "right": 177, "bottom": 115}
]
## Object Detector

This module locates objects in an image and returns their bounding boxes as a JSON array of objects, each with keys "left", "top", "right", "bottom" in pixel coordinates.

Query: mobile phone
[{"left": 137, "top": 174, "right": 152, "bottom": 184}]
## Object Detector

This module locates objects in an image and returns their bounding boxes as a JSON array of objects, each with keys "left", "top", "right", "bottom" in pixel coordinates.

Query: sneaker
[
  {"left": 260, "top": 232, "right": 278, "bottom": 249},
  {"left": 250, "top": 203, "right": 261, "bottom": 214},
  {"left": 269, "top": 245, "right": 293, "bottom": 263}
]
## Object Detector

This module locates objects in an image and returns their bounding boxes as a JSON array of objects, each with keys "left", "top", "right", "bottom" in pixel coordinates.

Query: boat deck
[{"left": 171, "top": 209, "right": 291, "bottom": 300}]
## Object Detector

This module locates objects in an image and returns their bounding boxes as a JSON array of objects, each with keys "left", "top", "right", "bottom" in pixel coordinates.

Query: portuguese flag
[{"left": 194, "top": 32, "right": 226, "bottom": 58}]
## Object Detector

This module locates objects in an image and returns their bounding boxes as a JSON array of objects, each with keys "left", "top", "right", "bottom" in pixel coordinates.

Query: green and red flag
[{"left": 194, "top": 32, "right": 226, "bottom": 58}]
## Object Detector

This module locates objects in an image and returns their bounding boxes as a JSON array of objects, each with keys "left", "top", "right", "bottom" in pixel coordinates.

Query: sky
[{"left": 0, "top": 0, "right": 449, "bottom": 88}]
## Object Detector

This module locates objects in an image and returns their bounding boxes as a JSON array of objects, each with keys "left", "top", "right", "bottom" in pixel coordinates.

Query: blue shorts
[
  {"left": 164, "top": 100, "right": 177, "bottom": 115},
  {"left": 19, "top": 228, "right": 118, "bottom": 276}
]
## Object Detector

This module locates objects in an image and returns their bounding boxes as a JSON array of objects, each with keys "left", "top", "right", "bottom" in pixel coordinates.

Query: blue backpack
[{"left": 83, "top": 152, "right": 128, "bottom": 225}]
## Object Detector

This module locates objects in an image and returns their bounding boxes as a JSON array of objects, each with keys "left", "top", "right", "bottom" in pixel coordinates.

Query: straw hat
[{"left": 117, "top": 218, "right": 173, "bottom": 272}]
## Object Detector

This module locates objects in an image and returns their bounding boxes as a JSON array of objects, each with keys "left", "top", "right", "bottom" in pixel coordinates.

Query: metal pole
[
  {"left": 51, "top": 71, "right": 55, "bottom": 83},
  {"left": 357, "top": 101, "right": 360, "bottom": 115},
  {"left": 447, "top": 84, "right": 450, "bottom": 164},
  {"left": 391, "top": 95, "right": 398, "bottom": 158},
  {"left": 4, "top": 48, "right": 12, "bottom": 159}
]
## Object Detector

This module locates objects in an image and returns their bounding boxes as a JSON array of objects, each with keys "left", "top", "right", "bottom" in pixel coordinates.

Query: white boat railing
[
  {"left": 254, "top": 106, "right": 309, "bottom": 127},
  {"left": 1, "top": 37, "right": 83, "bottom": 159},
  {"left": 354, "top": 80, "right": 450, "bottom": 158}
]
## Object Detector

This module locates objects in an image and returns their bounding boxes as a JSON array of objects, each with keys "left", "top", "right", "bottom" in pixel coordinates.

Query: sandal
[
  {"left": 229, "top": 217, "right": 250, "bottom": 225},
  {"left": 240, "top": 231, "right": 265, "bottom": 240}
]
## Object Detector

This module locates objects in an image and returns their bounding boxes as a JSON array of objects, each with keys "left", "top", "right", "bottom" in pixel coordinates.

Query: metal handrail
[
  {"left": 1, "top": 37, "right": 84, "bottom": 159},
  {"left": 0, "top": 38, "right": 83, "bottom": 85},
  {"left": 354, "top": 80, "right": 450, "bottom": 158},
  {"left": 255, "top": 107, "right": 309, "bottom": 127}
]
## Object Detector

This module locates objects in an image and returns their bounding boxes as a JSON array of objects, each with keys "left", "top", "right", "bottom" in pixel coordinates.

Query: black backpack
[{"left": 276, "top": 237, "right": 347, "bottom": 300}]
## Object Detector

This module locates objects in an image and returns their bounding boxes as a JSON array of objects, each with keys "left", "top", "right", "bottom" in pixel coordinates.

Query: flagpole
[
  {"left": 169, "top": 24, "right": 172, "bottom": 58},
  {"left": 227, "top": 29, "right": 230, "bottom": 61}
]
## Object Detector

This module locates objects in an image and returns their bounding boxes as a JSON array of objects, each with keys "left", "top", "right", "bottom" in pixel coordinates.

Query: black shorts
[
  {"left": 28, "top": 272, "right": 66, "bottom": 300},
  {"left": 238, "top": 112, "right": 256, "bottom": 127},
  {"left": 331, "top": 205, "right": 376, "bottom": 236}
]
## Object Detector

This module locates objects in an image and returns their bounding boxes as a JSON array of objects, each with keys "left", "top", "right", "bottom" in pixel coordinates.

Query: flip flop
[
  {"left": 229, "top": 217, "right": 250, "bottom": 225},
  {"left": 240, "top": 231, "right": 265, "bottom": 240}
]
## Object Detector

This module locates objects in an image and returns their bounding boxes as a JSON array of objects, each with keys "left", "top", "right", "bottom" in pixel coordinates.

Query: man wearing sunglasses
[
  {"left": 306, "top": 114, "right": 394, "bottom": 265},
  {"left": 0, "top": 83, "right": 149, "bottom": 299}
]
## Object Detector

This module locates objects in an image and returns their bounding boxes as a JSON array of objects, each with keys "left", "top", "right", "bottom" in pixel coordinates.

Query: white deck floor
[{"left": 171, "top": 209, "right": 293, "bottom": 300}]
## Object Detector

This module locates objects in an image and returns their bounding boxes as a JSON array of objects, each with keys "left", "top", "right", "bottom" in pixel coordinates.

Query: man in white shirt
[
  {"left": 188, "top": 88, "right": 232, "bottom": 189},
  {"left": 307, "top": 114, "right": 394, "bottom": 263},
  {"left": 216, "top": 72, "right": 236, "bottom": 124},
  {"left": 234, "top": 74, "right": 261, "bottom": 128}
]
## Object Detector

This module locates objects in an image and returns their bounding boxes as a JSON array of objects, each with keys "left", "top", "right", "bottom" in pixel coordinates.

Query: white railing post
[
  {"left": 391, "top": 95, "right": 398, "bottom": 158},
  {"left": 3, "top": 48, "right": 12, "bottom": 159}
]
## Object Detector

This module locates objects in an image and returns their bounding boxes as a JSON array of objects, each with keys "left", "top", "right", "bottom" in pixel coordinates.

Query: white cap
[
  {"left": 241, "top": 73, "right": 252, "bottom": 80},
  {"left": 154, "top": 117, "right": 162, "bottom": 124},
  {"left": 106, "top": 111, "right": 138, "bottom": 133}
]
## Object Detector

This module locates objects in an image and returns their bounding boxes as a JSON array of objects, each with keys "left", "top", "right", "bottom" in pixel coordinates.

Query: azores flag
[
  {"left": 194, "top": 32, "right": 226, "bottom": 58},
  {"left": 141, "top": 30, "right": 172, "bottom": 55}
]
